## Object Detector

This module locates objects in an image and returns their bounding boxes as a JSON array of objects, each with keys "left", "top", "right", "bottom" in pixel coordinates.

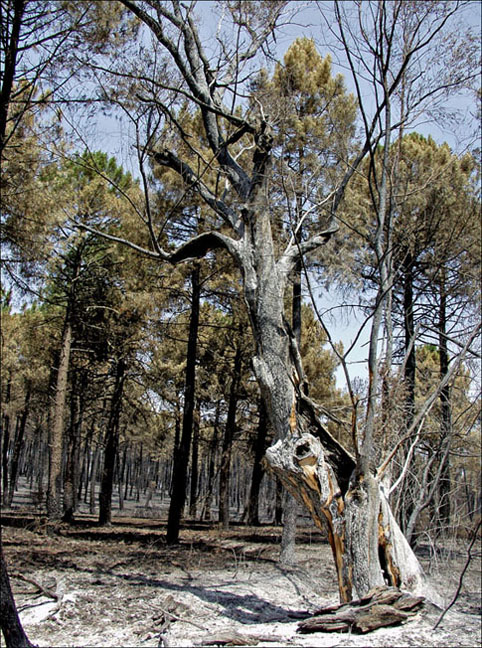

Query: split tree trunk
[{"left": 265, "top": 430, "right": 438, "bottom": 604}]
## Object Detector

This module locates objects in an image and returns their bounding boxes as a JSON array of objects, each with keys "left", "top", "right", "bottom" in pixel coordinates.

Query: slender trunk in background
[
  {"left": 201, "top": 400, "right": 220, "bottom": 521},
  {"left": 399, "top": 251, "right": 417, "bottom": 536},
  {"left": 47, "top": 315, "right": 73, "bottom": 520},
  {"left": 167, "top": 265, "right": 200, "bottom": 544},
  {"left": 7, "top": 387, "right": 31, "bottom": 507},
  {"left": 1, "top": 375, "right": 12, "bottom": 506},
  {"left": 437, "top": 271, "right": 452, "bottom": 529},
  {"left": 99, "top": 358, "right": 127, "bottom": 526},
  {"left": 63, "top": 375, "right": 82, "bottom": 522},
  {"left": 89, "top": 436, "right": 101, "bottom": 515},
  {"left": 245, "top": 399, "right": 268, "bottom": 526},
  {"left": 219, "top": 345, "right": 242, "bottom": 529},
  {"left": 189, "top": 400, "right": 200, "bottom": 518}
]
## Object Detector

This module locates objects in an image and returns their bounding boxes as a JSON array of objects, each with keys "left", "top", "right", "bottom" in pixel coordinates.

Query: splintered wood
[{"left": 297, "top": 585, "right": 425, "bottom": 634}]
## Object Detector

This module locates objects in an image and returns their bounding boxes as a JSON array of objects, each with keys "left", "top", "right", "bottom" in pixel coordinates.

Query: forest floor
[{"left": 1, "top": 507, "right": 481, "bottom": 648}]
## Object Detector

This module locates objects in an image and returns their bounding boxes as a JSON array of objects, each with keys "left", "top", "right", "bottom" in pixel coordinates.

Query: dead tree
[{"left": 80, "top": 0, "right": 476, "bottom": 604}]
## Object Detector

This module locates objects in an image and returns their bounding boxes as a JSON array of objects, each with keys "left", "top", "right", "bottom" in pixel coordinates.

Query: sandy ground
[{"left": 1, "top": 513, "right": 480, "bottom": 648}]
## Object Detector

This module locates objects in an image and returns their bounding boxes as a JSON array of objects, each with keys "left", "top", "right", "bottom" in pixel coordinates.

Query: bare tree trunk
[
  {"left": 280, "top": 259, "right": 303, "bottom": 565},
  {"left": 437, "top": 271, "right": 451, "bottom": 529},
  {"left": 219, "top": 345, "right": 242, "bottom": 529},
  {"left": 7, "top": 386, "right": 31, "bottom": 507},
  {"left": 201, "top": 400, "right": 220, "bottom": 521},
  {"left": 63, "top": 376, "right": 82, "bottom": 523},
  {"left": 47, "top": 316, "right": 73, "bottom": 520},
  {"left": 99, "top": 358, "right": 126, "bottom": 526},
  {"left": 1, "top": 545, "right": 34, "bottom": 648},
  {"left": 1, "top": 375, "right": 12, "bottom": 506},
  {"left": 189, "top": 400, "right": 200, "bottom": 519},
  {"left": 167, "top": 265, "right": 200, "bottom": 543},
  {"left": 89, "top": 436, "right": 101, "bottom": 515},
  {"left": 245, "top": 399, "right": 268, "bottom": 526}
]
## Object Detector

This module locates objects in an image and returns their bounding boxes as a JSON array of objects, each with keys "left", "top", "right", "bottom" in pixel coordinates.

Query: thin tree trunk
[
  {"left": 219, "top": 345, "right": 242, "bottom": 529},
  {"left": 280, "top": 259, "right": 303, "bottom": 565},
  {"left": 201, "top": 400, "right": 220, "bottom": 521},
  {"left": 7, "top": 387, "right": 31, "bottom": 507},
  {"left": 47, "top": 315, "right": 73, "bottom": 520},
  {"left": 189, "top": 400, "right": 200, "bottom": 518},
  {"left": 89, "top": 438, "right": 101, "bottom": 515},
  {"left": 1, "top": 375, "right": 12, "bottom": 506},
  {"left": 99, "top": 358, "right": 126, "bottom": 526},
  {"left": 167, "top": 265, "right": 200, "bottom": 544},
  {"left": 437, "top": 271, "right": 451, "bottom": 528},
  {"left": 245, "top": 399, "right": 268, "bottom": 526},
  {"left": 63, "top": 378, "right": 82, "bottom": 523}
]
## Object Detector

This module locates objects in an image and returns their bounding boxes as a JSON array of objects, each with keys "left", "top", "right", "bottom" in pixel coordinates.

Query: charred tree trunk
[
  {"left": 399, "top": 251, "right": 417, "bottom": 536},
  {"left": 99, "top": 358, "right": 126, "bottom": 526},
  {"left": 201, "top": 400, "right": 220, "bottom": 521},
  {"left": 47, "top": 315, "right": 73, "bottom": 520},
  {"left": 167, "top": 265, "right": 200, "bottom": 544},
  {"left": 437, "top": 273, "right": 451, "bottom": 528},
  {"left": 1, "top": 375, "right": 12, "bottom": 506},
  {"left": 6, "top": 386, "right": 30, "bottom": 507},
  {"left": 245, "top": 399, "right": 269, "bottom": 526},
  {"left": 63, "top": 373, "right": 83, "bottom": 523},
  {"left": 219, "top": 345, "right": 242, "bottom": 529},
  {"left": 1, "top": 546, "right": 34, "bottom": 648},
  {"left": 189, "top": 400, "right": 200, "bottom": 518}
]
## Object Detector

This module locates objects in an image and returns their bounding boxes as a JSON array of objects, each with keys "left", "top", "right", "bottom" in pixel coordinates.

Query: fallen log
[{"left": 298, "top": 585, "right": 424, "bottom": 634}]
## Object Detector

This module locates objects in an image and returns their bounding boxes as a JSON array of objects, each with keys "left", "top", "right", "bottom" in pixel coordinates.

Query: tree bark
[
  {"left": 167, "top": 265, "right": 200, "bottom": 544},
  {"left": 189, "top": 400, "right": 200, "bottom": 518},
  {"left": 6, "top": 386, "right": 31, "bottom": 507},
  {"left": 219, "top": 345, "right": 242, "bottom": 529},
  {"left": 266, "top": 432, "right": 438, "bottom": 603},
  {"left": 1, "top": 375, "right": 12, "bottom": 506},
  {"left": 437, "top": 271, "right": 451, "bottom": 528},
  {"left": 245, "top": 399, "right": 269, "bottom": 526},
  {"left": 99, "top": 358, "right": 126, "bottom": 526},
  {"left": 47, "top": 316, "right": 73, "bottom": 520},
  {"left": 1, "top": 545, "right": 34, "bottom": 648},
  {"left": 201, "top": 400, "right": 220, "bottom": 521},
  {"left": 63, "top": 374, "right": 82, "bottom": 523}
]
